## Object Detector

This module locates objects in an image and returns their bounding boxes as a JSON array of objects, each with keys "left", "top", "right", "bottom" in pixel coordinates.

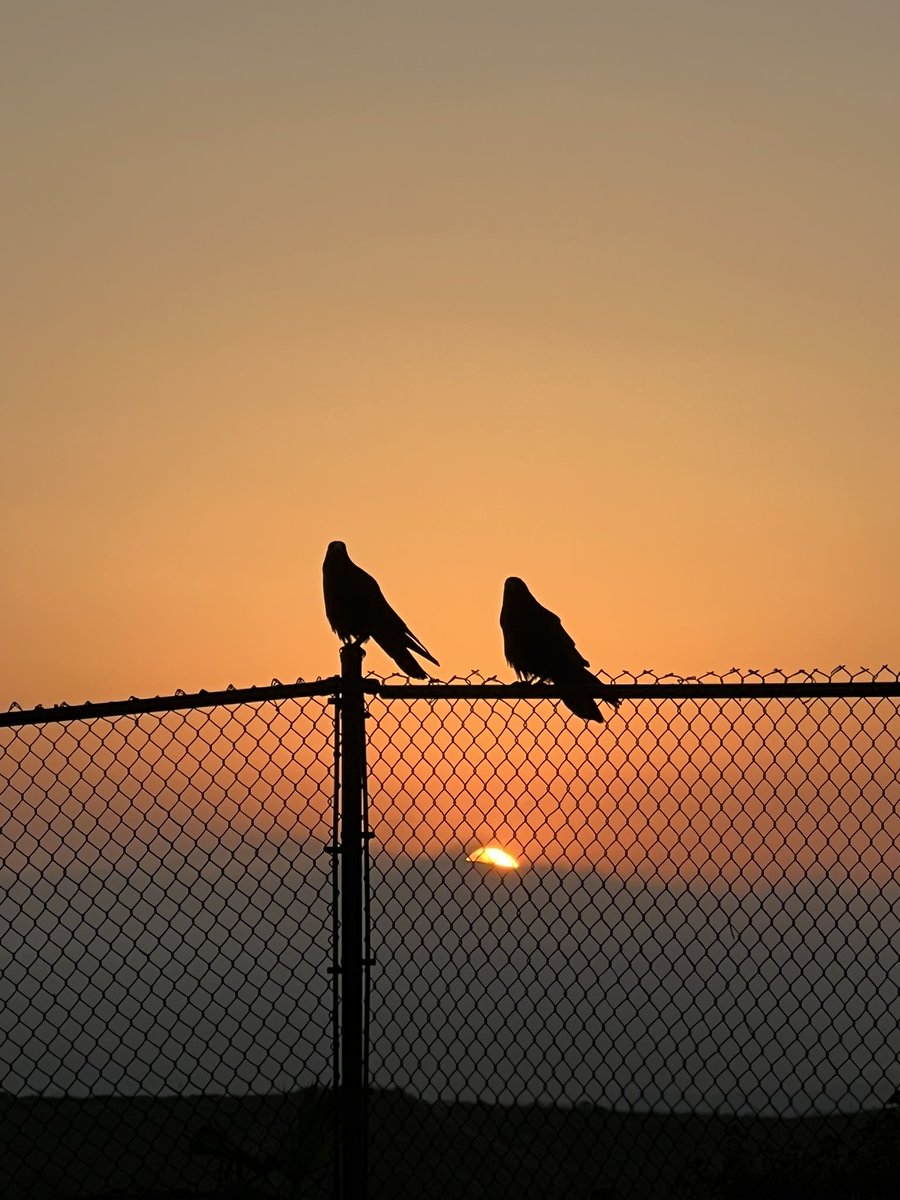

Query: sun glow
[{"left": 466, "top": 846, "right": 520, "bottom": 870}]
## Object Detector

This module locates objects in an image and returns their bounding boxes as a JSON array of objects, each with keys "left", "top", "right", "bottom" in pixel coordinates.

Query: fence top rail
[
  {"left": 0, "top": 678, "right": 342, "bottom": 728},
  {"left": 372, "top": 680, "right": 900, "bottom": 701},
  {"left": 3, "top": 672, "right": 900, "bottom": 728}
]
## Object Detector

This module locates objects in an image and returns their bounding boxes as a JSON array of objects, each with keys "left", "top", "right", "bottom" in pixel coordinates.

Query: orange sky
[{"left": 3, "top": 2, "right": 900, "bottom": 708}]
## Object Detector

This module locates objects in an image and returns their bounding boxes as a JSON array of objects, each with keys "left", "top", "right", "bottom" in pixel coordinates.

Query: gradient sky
[{"left": 3, "top": 1, "right": 900, "bottom": 708}]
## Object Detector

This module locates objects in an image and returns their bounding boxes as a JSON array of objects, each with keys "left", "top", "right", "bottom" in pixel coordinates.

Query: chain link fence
[
  {"left": 2, "top": 668, "right": 900, "bottom": 1198},
  {"left": 1, "top": 685, "right": 339, "bottom": 1199}
]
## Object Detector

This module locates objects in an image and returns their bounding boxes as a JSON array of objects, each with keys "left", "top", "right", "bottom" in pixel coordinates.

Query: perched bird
[
  {"left": 323, "top": 541, "right": 439, "bottom": 678},
  {"left": 500, "top": 576, "right": 618, "bottom": 723}
]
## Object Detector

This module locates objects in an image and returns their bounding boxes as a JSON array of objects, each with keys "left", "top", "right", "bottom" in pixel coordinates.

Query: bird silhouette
[
  {"left": 323, "top": 541, "right": 439, "bottom": 678},
  {"left": 500, "top": 576, "right": 618, "bottom": 723}
]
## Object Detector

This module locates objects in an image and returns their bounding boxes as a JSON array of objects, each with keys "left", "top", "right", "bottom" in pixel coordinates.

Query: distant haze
[{"left": 3, "top": 848, "right": 897, "bottom": 1116}]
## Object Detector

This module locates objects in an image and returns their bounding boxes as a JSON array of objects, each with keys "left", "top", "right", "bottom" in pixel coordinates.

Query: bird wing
[
  {"left": 527, "top": 603, "right": 609, "bottom": 722},
  {"left": 370, "top": 600, "right": 439, "bottom": 672},
  {"left": 532, "top": 602, "right": 590, "bottom": 673},
  {"left": 502, "top": 585, "right": 588, "bottom": 680}
]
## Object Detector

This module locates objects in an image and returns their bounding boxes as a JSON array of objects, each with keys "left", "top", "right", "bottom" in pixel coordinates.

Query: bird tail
[
  {"left": 405, "top": 630, "right": 439, "bottom": 668},
  {"left": 558, "top": 688, "right": 604, "bottom": 723},
  {"left": 557, "top": 672, "right": 619, "bottom": 723},
  {"left": 375, "top": 637, "right": 432, "bottom": 679}
]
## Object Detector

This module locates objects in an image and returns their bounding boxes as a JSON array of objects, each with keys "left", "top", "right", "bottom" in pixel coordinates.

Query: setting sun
[{"left": 466, "top": 846, "right": 520, "bottom": 870}]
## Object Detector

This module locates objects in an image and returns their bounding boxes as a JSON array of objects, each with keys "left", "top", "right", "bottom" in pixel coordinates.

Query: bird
[
  {"left": 322, "top": 541, "right": 439, "bottom": 678},
  {"left": 500, "top": 576, "right": 619, "bottom": 723}
]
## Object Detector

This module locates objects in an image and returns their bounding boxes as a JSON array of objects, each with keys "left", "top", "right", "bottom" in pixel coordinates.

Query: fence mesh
[
  {"left": 364, "top": 673, "right": 900, "bottom": 1199},
  {"left": 1, "top": 691, "right": 337, "bottom": 1199},
  {"left": 2, "top": 669, "right": 900, "bottom": 1199}
]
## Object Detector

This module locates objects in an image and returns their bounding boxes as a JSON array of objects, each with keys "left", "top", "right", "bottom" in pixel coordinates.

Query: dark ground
[{"left": 2, "top": 1088, "right": 897, "bottom": 1200}]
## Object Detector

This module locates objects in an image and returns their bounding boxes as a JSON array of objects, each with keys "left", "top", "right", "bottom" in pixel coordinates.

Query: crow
[
  {"left": 323, "top": 541, "right": 439, "bottom": 678},
  {"left": 500, "top": 576, "right": 619, "bottom": 723}
]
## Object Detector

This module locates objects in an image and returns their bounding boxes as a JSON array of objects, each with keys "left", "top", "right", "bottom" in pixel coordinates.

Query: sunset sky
[{"left": 3, "top": 1, "right": 899, "bottom": 708}]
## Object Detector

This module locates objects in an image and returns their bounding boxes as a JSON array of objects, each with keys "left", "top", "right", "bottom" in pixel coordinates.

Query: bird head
[
  {"left": 325, "top": 540, "right": 348, "bottom": 558},
  {"left": 503, "top": 576, "right": 531, "bottom": 601}
]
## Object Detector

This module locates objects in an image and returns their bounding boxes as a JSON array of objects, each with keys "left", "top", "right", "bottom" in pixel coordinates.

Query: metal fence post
[{"left": 338, "top": 642, "right": 368, "bottom": 1200}]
